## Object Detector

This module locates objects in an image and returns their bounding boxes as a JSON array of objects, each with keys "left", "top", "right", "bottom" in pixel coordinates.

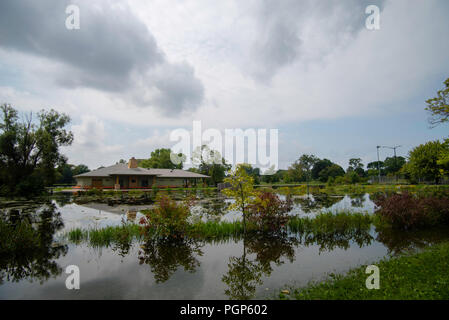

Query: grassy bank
[{"left": 278, "top": 241, "right": 449, "bottom": 300}]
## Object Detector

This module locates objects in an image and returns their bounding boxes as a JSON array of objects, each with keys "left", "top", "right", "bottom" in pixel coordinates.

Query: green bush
[
  {"left": 140, "top": 194, "right": 194, "bottom": 239},
  {"left": 374, "top": 191, "right": 449, "bottom": 229},
  {"left": 247, "top": 191, "right": 293, "bottom": 232},
  {"left": 86, "top": 188, "right": 103, "bottom": 196}
]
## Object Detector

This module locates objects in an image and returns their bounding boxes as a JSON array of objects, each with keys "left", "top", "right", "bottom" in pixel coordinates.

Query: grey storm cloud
[
  {"left": 0, "top": 0, "right": 204, "bottom": 115},
  {"left": 250, "top": 0, "right": 386, "bottom": 82}
]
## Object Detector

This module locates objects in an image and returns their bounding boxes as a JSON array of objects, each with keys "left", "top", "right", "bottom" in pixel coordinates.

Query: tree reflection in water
[
  {"left": 222, "top": 216, "right": 377, "bottom": 299},
  {"left": 293, "top": 194, "right": 343, "bottom": 213},
  {"left": 300, "top": 228, "right": 374, "bottom": 253},
  {"left": 376, "top": 226, "right": 449, "bottom": 255},
  {"left": 221, "top": 238, "right": 264, "bottom": 300},
  {"left": 51, "top": 194, "right": 73, "bottom": 207},
  {"left": 138, "top": 238, "right": 203, "bottom": 283},
  {"left": 222, "top": 231, "right": 298, "bottom": 299},
  {"left": 198, "top": 197, "right": 230, "bottom": 221},
  {"left": 349, "top": 193, "right": 366, "bottom": 208},
  {"left": 0, "top": 203, "right": 67, "bottom": 284}
]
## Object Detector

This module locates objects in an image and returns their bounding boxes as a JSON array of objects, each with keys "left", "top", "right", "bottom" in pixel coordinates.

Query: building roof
[{"left": 74, "top": 163, "right": 209, "bottom": 179}]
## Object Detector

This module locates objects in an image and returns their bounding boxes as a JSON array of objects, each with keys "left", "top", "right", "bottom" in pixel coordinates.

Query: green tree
[
  {"left": 383, "top": 156, "right": 406, "bottom": 175},
  {"left": 319, "top": 164, "right": 345, "bottom": 182},
  {"left": 192, "top": 145, "right": 231, "bottom": 186},
  {"left": 222, "top": 164, "right": 256, "bottom": 233},
  {"left": 312, "top": 159, "right": 332, "bottom": 180},
  {"left": 438, "top": 139, "right": 449, "bottom": 169},
  {"left": 348, "top": 158, "right": 363, "bottom": 171},
  {"left": 287, "top": 154, "right": 318, "bottom": 183},
  {"left": 367, "top": 161, "right": 385, "bottom": 176},
  {"left": 261, "top": 169, "right": 286, "bottom": 184},
  {"left": 347, "top": 158, "right": 365, "bottom": 177},
  {"left": 0, "top": 104, "right": 73, "bottom": 195},
  {"left": 240, "top": 163, "right": 261, "bottom": 185},
  {"left": 285, "top": 161, "right": 305, "bottom": 182},
  {"left": 406, "top": 140, "right": 449, "bottom": 184},
  {"left": 73, "top": 164, "right": 90, "bottom": 176},
  {"left": 56, "top": 163, "right": 90, "bottom": 184},
  {"left": 344, "top": 170, "right": 361, "bottom": 184},
  {"left": 312, "top": 159, "right": 345, "bottom": 182},
  {"left": 140, "top": 148, "right": 185, "bottom": 169},
  {"left": 425, "top": 77, "right": 449, "bottom": 127}
]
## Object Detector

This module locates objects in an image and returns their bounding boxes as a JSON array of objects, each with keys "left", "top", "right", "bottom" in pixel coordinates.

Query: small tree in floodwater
[
  {"left": 139, "top": 194, "right": 195, "bottom": 239},
  {"left": 221, "top": 164, "right": 256, "bottom": 233},
  {"left": 247, "top": 191, "right": 293, "bottom": 233}
]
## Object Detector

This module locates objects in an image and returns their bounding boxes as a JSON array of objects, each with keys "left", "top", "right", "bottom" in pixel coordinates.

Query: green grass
[
  {"left": 0, "top": 218, "right": 39, "bottom": 254},
  {"left": 189, "top": 220, "right": 246, "bottom": 239},
  {"left": 278, "top": 241, "right": 449, "bottom": 300},
  {"left": 66, "top": 224, "right": 143, "bottom": 247},
  {"left": 65, "top": 211, "right": 374, "bottom": 246},
  {"left": 288, "top": 211, "right": 373, "bottom": 234}
]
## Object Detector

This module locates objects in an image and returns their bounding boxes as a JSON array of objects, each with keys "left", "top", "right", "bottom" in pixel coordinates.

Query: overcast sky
[{"left": 1, "top": 0, "right": 448, "bottom": 170}]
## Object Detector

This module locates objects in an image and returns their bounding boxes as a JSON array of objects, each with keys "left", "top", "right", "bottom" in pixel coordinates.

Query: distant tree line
[{"left": 54, "top": 163, "right": 90, "bottom": 185}]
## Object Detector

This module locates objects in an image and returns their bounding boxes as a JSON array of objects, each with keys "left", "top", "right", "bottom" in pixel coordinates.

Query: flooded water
[
  {"left": 1, "top": 193, "right": 448, "bottom": 299},
  {"left": 194, "top": 193, "right": 376, "bottom": 222}
]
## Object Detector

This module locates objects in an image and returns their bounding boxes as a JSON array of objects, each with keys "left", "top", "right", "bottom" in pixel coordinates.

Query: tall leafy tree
[
  {"left": 312, "top": 159, "right": 332, "bottom": 180},
  {"left": 367, "top": 161, "right": 385, "bottom": 176},
  {"left": 347, "top": 158, "right": 365, "bottom": 177},
  {"left": 240, "top": 163, "right": 261, "bottom": 185},
  {"left": 287, "top": 154, "right": 318, "bottom": 183},
  {"left": 425, "top": 77, "right": 449, "bottom": 127},
  {"left": 406, "top": 140, "right": 449, "bottom": 184},
  {"left": 56, "top": 164, "right": 90, "bottom": 184},
  {"left": 140, "top": 148, "right": 184, "bottom": 169},
  {"left": 312, "top": 159, "right": 345, "bottom": 182},
  {"left": 319, "top": 164, "right": 345, "bottom": 182},
  {"left": 0, "top": 104, "right": 73, "bottom": 195},
  {"left": 383, "top": 156, "right": 406, "bottom": 175},
  {"left": 191, "top": 145, "right": 231, "bottom": 186},
  {"left": 222, "top": 164, "right": 256, "bottom": 232},
  {"left": 261, "top": 169, "right": 286, "bottom": 183}
]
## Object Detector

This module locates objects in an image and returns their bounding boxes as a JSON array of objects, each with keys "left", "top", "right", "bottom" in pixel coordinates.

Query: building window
[{"left": 141, "top": 179, "right": 148, "bottom": 187}]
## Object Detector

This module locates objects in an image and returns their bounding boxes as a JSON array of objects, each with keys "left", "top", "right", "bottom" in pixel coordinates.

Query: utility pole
[
  {"left": 380, "top": 145, "right": 402, "bottom": 182},
  {"left": 376, "top": 146, "right": 381, "bottom": 183}
]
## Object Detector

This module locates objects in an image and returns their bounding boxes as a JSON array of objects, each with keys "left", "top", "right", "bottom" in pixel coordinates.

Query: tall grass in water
[
  {"left": 67, "top": 224, "right": 142, "bottom": 247},
  {"left": 288, "top": 211, "right": 374, "bottom": 251},
  {"left": 189, "top": 220, "right": 246, "bottom": 240},
  {"left": 288, "top": 211, "right": 373, "bottom": 235},
  {"left": 66, "top": 211, "right": 373, "bottom": 246}
]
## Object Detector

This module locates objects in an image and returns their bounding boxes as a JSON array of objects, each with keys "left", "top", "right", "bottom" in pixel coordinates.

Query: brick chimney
[{"left": 128, "top": 157, "right": 138, "bottom": 168}]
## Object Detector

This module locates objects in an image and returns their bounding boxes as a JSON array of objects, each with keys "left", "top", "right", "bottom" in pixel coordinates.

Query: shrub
[
  {"left": 374, "top": 192, "right": 449, "bottom": 230},
  {"left": 128, "top": 190, "right": 144, "bottom": 197},
  {"left": 87, "top": 188, "right": 103, "bottom": 196},
  {"left": 140, "top": 194, "right": 194, "bottom": 239},
  {"left": 247, "top": 191, "right": 293, "bottom": 232}
]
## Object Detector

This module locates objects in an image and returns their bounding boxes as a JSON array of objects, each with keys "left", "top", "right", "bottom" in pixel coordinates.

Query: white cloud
[
  {"left": 62, "top": 115, "right": 124, "bottom": 168},
  {"left": 2, "top": 0, "right": 449, "bottom": 168}
]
